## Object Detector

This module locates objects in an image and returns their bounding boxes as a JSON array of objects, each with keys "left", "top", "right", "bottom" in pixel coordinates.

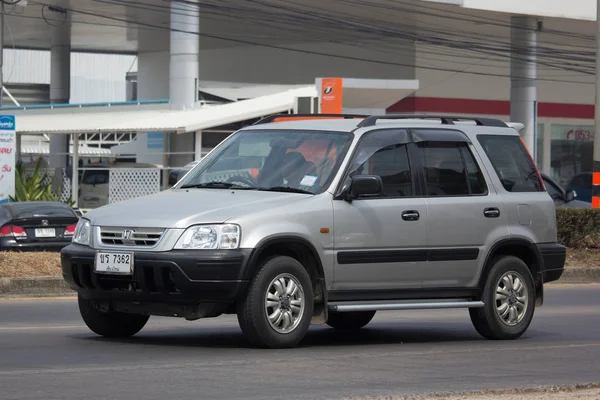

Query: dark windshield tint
[
  {"left": 8, "top": 202, "right": 76, "bottom": 218},
  {"left": 178, "top": 129, "right": 353, "bottom": 194}
]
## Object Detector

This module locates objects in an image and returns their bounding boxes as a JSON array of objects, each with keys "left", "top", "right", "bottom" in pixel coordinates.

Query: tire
[
  {"left": 78, "top": 295, "right": 149, "bottom": 338},
  {"left": 326, "top": 311, "right": 376, "bottom": 330},
  {"left": 237, "top": 256, "right": 314, "bottom": 348},
  {"left": 469, "top": 255, "right": 535, "bottom": 340}
]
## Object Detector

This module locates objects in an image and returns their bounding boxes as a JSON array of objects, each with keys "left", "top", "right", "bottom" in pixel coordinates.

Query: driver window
[{"left": 350, "top": 130, "right": 413, "bottom": 197}]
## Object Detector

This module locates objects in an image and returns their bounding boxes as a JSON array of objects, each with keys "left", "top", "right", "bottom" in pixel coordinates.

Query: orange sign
[{"left": 320, "top": 78, "right": 343, "bottom": 114}]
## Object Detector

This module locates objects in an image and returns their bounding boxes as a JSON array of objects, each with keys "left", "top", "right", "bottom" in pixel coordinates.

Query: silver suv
[{"left": 61, "top": 114, "right": 566, "bottom": 348}]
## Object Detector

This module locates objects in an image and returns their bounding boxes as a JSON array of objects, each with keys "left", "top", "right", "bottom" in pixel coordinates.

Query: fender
[{"left": 243, "top": 235, "right": 328, "bottom": 324}]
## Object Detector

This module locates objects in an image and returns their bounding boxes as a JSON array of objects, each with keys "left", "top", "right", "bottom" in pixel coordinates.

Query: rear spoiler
[{"left": 506, "top": 122, "right": 525, "bottom": 132}]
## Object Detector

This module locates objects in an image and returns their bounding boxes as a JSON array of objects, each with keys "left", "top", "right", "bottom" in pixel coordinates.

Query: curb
[
  {"left": 552, "top": 267, "right": 600, "bottom": 284},
  {"left": 1, "top": 268, "right": 599, "bottom": 299},
  {"left": 0, "top": 277, "right": 75, "bottom": 298}
]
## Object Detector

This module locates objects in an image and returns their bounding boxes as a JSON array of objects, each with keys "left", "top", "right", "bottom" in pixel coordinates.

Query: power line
[{"left": 11, "top": 0, "right": 595, "bottom": 84}]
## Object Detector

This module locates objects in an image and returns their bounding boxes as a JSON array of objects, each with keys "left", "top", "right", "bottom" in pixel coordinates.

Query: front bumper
[
  {"left": 537, "top": 243, "right": 566, "bottom": 283},
  {"left": 60, "top": 244, "right": 252, "bottom": 306}
]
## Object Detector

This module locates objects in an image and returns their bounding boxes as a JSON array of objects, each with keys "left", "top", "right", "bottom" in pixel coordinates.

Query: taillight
[
  {"left": 0, "top": 225, "right": 27, "bottom": 239},
  {"left": 64, "top": 224, "right": 76, "bottom": 236}
]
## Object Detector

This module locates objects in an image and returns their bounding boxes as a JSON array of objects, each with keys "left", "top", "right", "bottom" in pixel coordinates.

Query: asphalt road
[{"left": 0, "top": 285, "right": 599, "bottom": 400}]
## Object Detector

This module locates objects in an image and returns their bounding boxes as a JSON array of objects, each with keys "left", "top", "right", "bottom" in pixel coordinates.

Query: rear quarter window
[{"left": 477, "top": 135, "right": 544, "bottom": 192}]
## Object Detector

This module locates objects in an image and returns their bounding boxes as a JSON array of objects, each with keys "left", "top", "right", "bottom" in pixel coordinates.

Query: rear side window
[
  {"left": 420, "top": 142, "right": 487, "bottom": 196},
  {"left": 477, "top": 135, "right": 544, "bottom": 192}
]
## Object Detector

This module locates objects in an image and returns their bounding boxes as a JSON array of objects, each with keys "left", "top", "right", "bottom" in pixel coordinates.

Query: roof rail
[
  {"left": 356, "top": 114, "right": 508, "bottom": 128},
  {"left": 253, "top": 113, "right": 368, "bottom": 125}
]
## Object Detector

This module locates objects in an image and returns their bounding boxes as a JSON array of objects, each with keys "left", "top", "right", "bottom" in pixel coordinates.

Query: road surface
[{"left": 0, "top": 285, "right": 598, "bottom": 400}]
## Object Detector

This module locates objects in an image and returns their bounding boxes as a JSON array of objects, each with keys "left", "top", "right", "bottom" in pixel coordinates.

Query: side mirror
[
  {"left": 565, "top": 190, "right": 576, "bottom": 202},
  {"left": 346, "top": 175, "right": 383, "bottom": 200}
]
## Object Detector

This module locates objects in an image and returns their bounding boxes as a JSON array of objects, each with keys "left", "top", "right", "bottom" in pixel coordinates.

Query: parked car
[
  {"left": 0, "top": 201, "right": 79, "bottom": 251},
  {"left": 541, "top": 173, "right": 590, "bottom": 208},
  {"left": 62, "top": 113, "right": 566, "bottom": 348},
  {"left": 566, "top": 172, "right": 592, "bottom": 203},
  {"left": 78, "top": 162, "right": 161, "bottom": 209},
  {"left": 169, "top": 160, "right": 201, "bottom": 187}
]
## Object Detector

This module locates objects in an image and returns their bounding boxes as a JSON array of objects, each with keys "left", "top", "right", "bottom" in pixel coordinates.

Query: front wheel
[
  {"left": 237, "top": 256, "right": 314, "bottom": 348},
  {"left": 78, "top": 295, "right": 149, "bottom": 337},
  {"left": 469, "top": 256, "right": 535, "bottom": 340}
]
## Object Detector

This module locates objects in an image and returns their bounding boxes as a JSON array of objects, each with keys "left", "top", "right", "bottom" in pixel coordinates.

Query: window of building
[
  {"left": 549, "top": 124, "right": 593, "bottom": 187},
  {"left": 420, "top": 142, "right": 487, "bottom": 196},
  {"left": 477, "top": 135, "right": 544, "bottom": 192}
]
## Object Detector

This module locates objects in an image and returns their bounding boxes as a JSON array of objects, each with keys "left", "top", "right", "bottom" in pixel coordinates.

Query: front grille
[
  {"left": 71, "top": 261, "right": 180, "bottom": 294},
  {"left": 99, "top": 226, "right": 165, "bottom": 247}
]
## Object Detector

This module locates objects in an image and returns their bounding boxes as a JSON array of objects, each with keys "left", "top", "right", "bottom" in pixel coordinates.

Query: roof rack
[
  {"left": 253, "top": 113, "right": 368, "bottom": 125},
  {"left": 356, "top": 114, "right": 508, "bottom": 128}
]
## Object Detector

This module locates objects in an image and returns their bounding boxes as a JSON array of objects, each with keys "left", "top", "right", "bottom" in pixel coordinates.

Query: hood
[{"left": 84, "top": 189, "right": 312, "bottom": 228}]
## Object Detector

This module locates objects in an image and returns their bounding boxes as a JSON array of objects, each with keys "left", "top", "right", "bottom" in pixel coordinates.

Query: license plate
[
  {"left": 35, "top": 228, "right": 56, "bottom": 238},
  {"left": 94, "top": 252, "right": 134, "bottom": 275}
]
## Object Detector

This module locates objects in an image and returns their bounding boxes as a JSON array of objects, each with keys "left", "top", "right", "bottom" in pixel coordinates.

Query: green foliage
[
  {"left": 556, "top": 207, "right": 600, "bottom": 249},
  {"left": 8, "top": 158, "right": 75, "bottom": 207}
]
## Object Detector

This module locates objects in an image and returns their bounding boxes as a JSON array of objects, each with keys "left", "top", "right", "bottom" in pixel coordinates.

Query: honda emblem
[{"left": 122, "top": 229, "right": 135, "bottom": 240}]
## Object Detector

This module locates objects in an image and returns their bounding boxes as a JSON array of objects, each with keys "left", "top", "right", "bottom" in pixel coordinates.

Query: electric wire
[{"left": 5, "top": 0, "right": 595, "bottom": 84}]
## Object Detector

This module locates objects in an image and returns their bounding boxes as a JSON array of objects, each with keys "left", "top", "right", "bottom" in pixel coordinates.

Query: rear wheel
[
  {"left": 237, "top": 256, "right": 314, "bottom": 348},
  {"left": 469, "top": 256, "right": 535, "bottom": 340},
  {"left": 78, "top": 295, "right": 149, "bottom": 337}
]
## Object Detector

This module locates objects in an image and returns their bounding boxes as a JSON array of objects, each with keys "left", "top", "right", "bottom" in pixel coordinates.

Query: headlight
[
  {"left": 174, "top": 224, "right": 240, "bottom": 250},
  {"left": 72, "top": 219, "right": 91, "bottom": 246}
]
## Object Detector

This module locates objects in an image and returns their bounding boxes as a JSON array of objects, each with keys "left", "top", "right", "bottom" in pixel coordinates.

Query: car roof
[
  {"left": 242, "top": 119, "right": 361, "bottom": 132},
  {"left": 1, "top": 201, "right": 75, "bottom": 218},
  {"left": 241, "top": 115, "right": 520, "bottom": 139}
]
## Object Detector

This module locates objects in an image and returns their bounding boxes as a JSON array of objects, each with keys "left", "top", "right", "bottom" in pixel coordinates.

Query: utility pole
[{"left": 594, "top": 0, "right": 600, "bottom": 208}]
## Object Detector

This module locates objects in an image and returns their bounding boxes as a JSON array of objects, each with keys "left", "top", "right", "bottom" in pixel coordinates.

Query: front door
[{"left": 332, "top": 129, "right": 427, "bottom": 292}]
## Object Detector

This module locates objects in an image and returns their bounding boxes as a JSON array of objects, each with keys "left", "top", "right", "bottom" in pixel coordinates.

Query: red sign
[
  {"left": 320, "top": 78, "right": 343, "bottom": 114},
  {"left": 0, "top": 147, "right": 13, "bottom": 154}
]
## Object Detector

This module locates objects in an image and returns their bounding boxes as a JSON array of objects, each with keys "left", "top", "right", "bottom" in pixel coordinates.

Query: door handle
[
  {"left": 402, "top": 210, "right": 420, "bottom": 221},
  {"left": 484, "top": 207, "right": 500, "bottom": 218}
]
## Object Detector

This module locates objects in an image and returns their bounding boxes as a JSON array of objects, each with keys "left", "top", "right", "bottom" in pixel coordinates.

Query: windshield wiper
[
  {"left": 180, "top": 181, "right": 252, "bottom": 189},
  {"left": 258, "top": 186, "right": 314, "bottom": 194}
]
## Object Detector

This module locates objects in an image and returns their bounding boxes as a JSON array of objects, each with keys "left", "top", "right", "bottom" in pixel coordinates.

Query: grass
[
  {"left": 0, "top": 252, "right": 62, "bottom": 278},
  {"left": 0, "top": 248, "right": 599, "bottom": 279}
]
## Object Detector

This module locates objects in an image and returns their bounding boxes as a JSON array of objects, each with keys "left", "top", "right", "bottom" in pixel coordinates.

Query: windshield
[{"left": 177, "top": 129, "right": 353, "bottom": 194}]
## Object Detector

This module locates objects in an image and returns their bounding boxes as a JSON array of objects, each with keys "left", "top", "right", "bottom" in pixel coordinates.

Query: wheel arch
[
  {"left": 244, "top": 235, "right": 327, "bottom": 322},
  {"left": 479, "top": 238, "right": 544, "bottom": 305}
]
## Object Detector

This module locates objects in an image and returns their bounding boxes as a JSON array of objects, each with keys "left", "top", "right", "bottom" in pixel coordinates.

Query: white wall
[
  {"left": 461, "top": 0, "right": 596, "bottom": 21},
  {"left": 1, "top": 49, "right": 137, "bottom": 103}
]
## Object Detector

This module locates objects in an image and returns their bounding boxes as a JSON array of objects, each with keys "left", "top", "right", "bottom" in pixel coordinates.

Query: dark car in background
[
  {"left": 0, "top": 201, "right": 79, "bottom": 252},
  {"left": 566, "top": 172, "right": 592, "bottom": 203},
  {"left": 541, "top": 173, "right": 590, "bottom": 208}
]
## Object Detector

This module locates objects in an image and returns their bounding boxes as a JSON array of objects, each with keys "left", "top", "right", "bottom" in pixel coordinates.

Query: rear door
[
  {"left": 332, "top": 129, "right": 428, "bottom": 292},
  {"left": 412, "top": 129, "right": 509, "bottom": 288},
  {"left": 476, "top": 134, "right": 554, "bottom": 243}
]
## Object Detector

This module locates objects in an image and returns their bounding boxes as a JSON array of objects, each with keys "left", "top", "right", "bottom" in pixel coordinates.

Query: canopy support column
[{"left": 72, "top": 133, "right": 79, "bottom": 208}]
